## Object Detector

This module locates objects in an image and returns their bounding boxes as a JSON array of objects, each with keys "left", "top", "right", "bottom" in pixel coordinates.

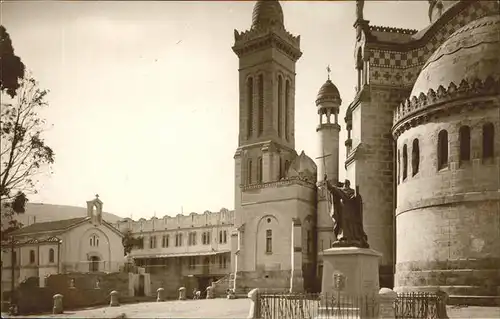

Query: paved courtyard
[
  {"left": 2, "top": 299, "right": 499, "bottom": 319},
  {"left": 7, "top": 298, "right": 251, "bottom": 318}
]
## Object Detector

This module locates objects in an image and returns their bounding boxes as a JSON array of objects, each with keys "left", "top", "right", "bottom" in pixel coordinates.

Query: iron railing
[
  {"left": 394, "top": 292, "right": 445, "bottom": 319},
  {"left": 257, "top": 292, "right": 377, "bottom": 319},
  {"left": 256, "top": 291, "right": 447, "bottom": 319}
]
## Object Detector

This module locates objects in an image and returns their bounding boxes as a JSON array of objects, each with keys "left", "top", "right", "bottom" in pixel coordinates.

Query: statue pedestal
[{"left": 317, "top": 247, "right": 382, "bottom": 319}]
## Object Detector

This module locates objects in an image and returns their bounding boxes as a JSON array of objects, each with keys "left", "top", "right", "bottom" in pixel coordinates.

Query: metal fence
[
  {"left": 256, "top": 291, "right": 447, "bottom": 319},
  {"left": 256, "top": 292, "right": 377, "bottom": 319},
  {"left": 395, "top": 292, "right": 446, "bottom": 319}
]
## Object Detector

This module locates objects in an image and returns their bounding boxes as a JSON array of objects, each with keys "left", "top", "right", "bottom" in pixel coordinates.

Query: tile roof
[{"left": 10, "top": 217, "right": 88, "bottom": 236}]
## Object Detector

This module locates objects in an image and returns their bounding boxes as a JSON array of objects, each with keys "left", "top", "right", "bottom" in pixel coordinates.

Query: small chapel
[
  {"left": 231, "top": 0, "right": 500, "bottom": 306},
  {"left": 1, "top": 195, "right": 124, "bottom": 291}
]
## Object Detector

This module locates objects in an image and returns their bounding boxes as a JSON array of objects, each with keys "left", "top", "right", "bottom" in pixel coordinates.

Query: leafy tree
[
  {"left": 122, "top": 229, "right": 142, "bottom": 255},
  {"left": 0, "top": 25, "right": 26, "bottom": 98},
  {"left": 1, "top": 75, "right": 55, "bottom": 237}
]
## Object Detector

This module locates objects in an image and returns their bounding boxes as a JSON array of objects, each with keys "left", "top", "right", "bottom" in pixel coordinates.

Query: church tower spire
[{"left": 232, "top": 0, "right": 302, "bottom": 191}]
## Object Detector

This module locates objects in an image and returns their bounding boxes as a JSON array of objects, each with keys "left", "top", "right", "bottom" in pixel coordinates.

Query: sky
[{"left": 1, "top": 0, "right": 429, "bottom": 219}]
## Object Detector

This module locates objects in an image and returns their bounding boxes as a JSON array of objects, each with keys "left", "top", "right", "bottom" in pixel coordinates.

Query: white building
[{"left": 1, "top": 195, "right": 124, "bottom": 292}]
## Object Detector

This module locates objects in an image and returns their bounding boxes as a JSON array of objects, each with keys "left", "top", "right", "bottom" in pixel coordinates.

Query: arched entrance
[{"left": 89, "top": 256, "right": 100, "bottom": 272}]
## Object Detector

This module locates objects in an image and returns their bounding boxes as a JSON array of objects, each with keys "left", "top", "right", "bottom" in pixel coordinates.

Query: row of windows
[
  {"left": 398, "top": 122, "right": 495, "bottom": 182},
  {"left": 13, "top": 248, "right": 56, "bottom": 265},
  {"left": 246, "top": 158, "right": 291, "bottom": 185},
  {"left": 246, "top": 75, "right": 291, "bottom": 140},
  {"left": 135, "top": 255, "right": 229, "bottom": 270},
  {"left": 146, "top": 230, "right": 228, "bottom": 249}
]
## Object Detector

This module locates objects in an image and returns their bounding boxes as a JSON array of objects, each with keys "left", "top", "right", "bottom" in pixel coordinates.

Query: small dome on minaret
[
  {"left": 251, "top": 0, "right": 284, "bottom": 29},
  {"left": 316, "top": 79, "right": 341, "bottom": 106}
]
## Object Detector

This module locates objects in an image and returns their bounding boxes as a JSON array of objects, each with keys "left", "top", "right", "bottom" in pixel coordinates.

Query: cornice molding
[
  {"left": 369, "top": 25, "right": 418, "bottom": 36},
  {"left": 233, "top": 31, "right": 302, "bottom": 62},
  {"left": 241, "top": 175, "right": 316, "bottom": 192},
  {"left": 1, "top": 235, "right": 62, "bottom": 248},
  {"left": 392, "top": 76, "right": 500, "bottom": 138}
]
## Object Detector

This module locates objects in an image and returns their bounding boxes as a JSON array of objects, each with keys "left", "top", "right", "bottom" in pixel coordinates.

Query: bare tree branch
[{"left": 0, "top": 73, "right": 54, "bottom": 231}]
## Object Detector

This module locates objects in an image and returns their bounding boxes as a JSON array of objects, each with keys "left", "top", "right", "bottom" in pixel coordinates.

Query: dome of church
[
  {"left": 316, "top": 79, "right": 341, "bottom": 106},
  {"left": 286, "top": 151, "right": 317, "bottom": 182},
  {"left": 411, "top": 14, "right": 500, "bottom": 97},
  {"left": 251, "top": 0, "right": 284, "bottom": 29}
]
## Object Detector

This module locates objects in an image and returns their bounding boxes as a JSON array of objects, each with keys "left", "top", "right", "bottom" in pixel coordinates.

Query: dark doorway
[
  {"left": 202, "top": 257, "right": 210, "bottom": 275},
  {"left": 198, "top": 277, "right": 210, "bottom": 298},
  {"left": 89, "top": 256, "right": 100, "bottom": 272},
  {"left": 137, "top": 274, "right": 145, "bottom": 297}
]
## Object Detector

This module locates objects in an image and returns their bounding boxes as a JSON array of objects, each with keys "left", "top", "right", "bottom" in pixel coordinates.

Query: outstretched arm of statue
[{"left": 326, "top": 181, "right": 350, "bottom": 201}]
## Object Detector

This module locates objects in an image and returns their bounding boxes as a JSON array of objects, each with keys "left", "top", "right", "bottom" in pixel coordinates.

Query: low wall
[{"left": 14, "top": 272, "right": 130, "bottom": 314}]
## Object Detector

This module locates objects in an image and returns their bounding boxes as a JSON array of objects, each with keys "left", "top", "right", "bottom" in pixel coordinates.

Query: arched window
[
  {"left": 247, "top": 77, "right": 254, "bottom": 138},
  {"left": 223, "top": 230, "right": 227, "bottom": 243},
  {"left": 265, "top": 229, "right": 272, "bottom": 253},
  {"left": 258, "top": 74, "right": 264, "bottom": 135},
  {"left": 278, "top": 158, "right": 283, "bottom": 179},
  {"left": 402, "top": 144, "right": 408, "bottom": 180},
  {"left": 29, "top": 250, "right": 35, "bottom": 264},
  {"left": 285, "top": 160, "right": 290, "bottom": 175},
  {"left": 257, "top": 157, "right": 263, "bottom": 183},
  {"left": 437, "top": 130, "right": 449, "bottom": 170},
  {"left": 285, "top": 80, "right": 290, "bottom": 140},
  {"left": 49, "top": 248, "right": 55, "bottom": 263},
  {"left": 459, "top": 126, "right": 471, "bottom": 162},
  {"left": 247, "top": 159, "right": 253, "bottom": 184},
  {"left": 397, "top": 149, "right": 400, "bottom": 184},
  {"left": 356, "top": 49, "right": 363, "bottom": 91},
  {"left": 483, "top": 122, "right": 494, "bottom": 159},
  {"left": 278, "top": 75, "right": 283, "bottom": 138},
  {"left": 412, "top": 139, "right": 420, "bottom": 176},
  {"left": 162, "top": 235, "right": 169, "bottom": 248}
]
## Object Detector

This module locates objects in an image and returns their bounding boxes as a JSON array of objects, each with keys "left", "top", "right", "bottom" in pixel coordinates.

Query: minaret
[
  {"left": 232, "top": 0, "right": 302, "bottom": 222},
  {"left": 315, "top": 70, "right": 341, "bottom": 281},
  {"left": 316, "top": 67, "right": 341, "bottom": 184}
]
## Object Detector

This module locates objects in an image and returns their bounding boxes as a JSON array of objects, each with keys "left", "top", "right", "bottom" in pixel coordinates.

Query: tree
[
  {"left": 122, "top": 229, "right": 142, "bottom": 255},
  {"left": 0, "top": 25, "right": 26, "bottom": 98},
  {"left": 1, "top": 75, "right": 55, "bottom": 237}
]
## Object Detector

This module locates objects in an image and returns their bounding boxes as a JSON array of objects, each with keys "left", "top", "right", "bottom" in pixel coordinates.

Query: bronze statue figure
[{"left": 323, "top": 175, "right": 369, "bottom": 248}]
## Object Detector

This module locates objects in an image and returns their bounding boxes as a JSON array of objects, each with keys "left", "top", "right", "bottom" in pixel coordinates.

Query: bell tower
[
  {"left": 87, "top": 194, "right": 103, "bottom": 225},
  {"left": 232, "top": 0, "right": 302, "bottom": 224}
]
